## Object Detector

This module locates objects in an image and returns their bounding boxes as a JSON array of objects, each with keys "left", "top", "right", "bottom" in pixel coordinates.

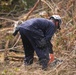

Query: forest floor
[
  {"left": 0, "top": 17, "right": 76, "bottom": 75},
  {"left": 0, "top": 47, "right": 76, "bottom": 75}
]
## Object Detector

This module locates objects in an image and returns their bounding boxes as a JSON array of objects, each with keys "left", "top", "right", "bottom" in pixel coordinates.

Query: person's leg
[
  {"left": 34, "top": 46, "right": 49, "bottom": 70},
  {"left": 24, "top": 37, "right": 34, "bottom": 65},
  {"left": 31, "top": 40, "right": 49, "bottom": 69},
  {"left": 19, "top": 28, "right": 34, "bottom": 65}
]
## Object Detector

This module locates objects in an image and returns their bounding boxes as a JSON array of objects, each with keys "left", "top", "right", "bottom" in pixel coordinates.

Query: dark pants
[
  {"left": 19, "top": 29, "right": 34, "bottom": 64},
  {"left": 19, "top": 28, "right": 50, "bottom": 68}
]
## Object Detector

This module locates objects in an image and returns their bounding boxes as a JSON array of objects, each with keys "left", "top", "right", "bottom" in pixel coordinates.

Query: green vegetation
[{"left": 0, "top": 0, "right": 36, "bottom": 12}]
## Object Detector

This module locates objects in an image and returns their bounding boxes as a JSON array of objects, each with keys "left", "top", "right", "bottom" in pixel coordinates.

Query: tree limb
[
  {"left": 4, "top": 39, "right": 10, "bottom": 61},
  {"left": 19, "top": 0, "right": 40, "bottom": 21},
  {"left": 41, "top": 0, "right": 54, "bottom": 14}
]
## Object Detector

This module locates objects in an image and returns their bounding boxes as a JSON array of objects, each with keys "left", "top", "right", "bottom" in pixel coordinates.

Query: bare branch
[
  {"left": 19, "top": 0, "right": 40, "bottom": 21},
  {"left": 0, "top": 45, "right": 23, "bottom": 52},
  {"left": 0, "top": 17, "right": 16, "bottom": 23},
  {"left": 41, "top": 0, "right": 54, "bottom": 14},
  {"left": 4, "top": 39, "right": 10, "bottom": 61},
  {"left": 12, "top": 35, "right": 21, "bottom": 47}
]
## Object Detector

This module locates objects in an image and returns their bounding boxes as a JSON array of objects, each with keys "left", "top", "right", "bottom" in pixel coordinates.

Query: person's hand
[
  {"left": 37, "top": 38, "right": 47, "bottom": 48},
  {"left": 39, "top": 38, "right": 47, "bottom": 48},
  {"left": 13, "top": 27, "right": 19, "bottom": 36},
  {"left": 40, "top": 38, "right": 46, "bottom": 46}
]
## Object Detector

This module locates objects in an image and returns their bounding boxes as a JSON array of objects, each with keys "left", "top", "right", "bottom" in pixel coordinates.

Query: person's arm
[
  {"left": 45, "top": 25, "right": 56, "bottom": 41},
  {"left": 38, "top": 25, "right": 55, "bottom": 49}
]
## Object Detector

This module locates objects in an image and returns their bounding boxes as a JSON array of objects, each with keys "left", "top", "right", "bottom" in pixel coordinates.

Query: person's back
[
  {"left": 19, "top": 18, "right": 55, "bottom": 31},
  {"left": 19, "top": 18, "right": 56, "bottom": 40}
]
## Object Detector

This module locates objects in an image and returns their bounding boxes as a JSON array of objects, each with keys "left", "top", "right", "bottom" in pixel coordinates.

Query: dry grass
[
  {"left": 0, "top": 50, "right": 76, "bottom": 75},
  {"left": 0, "top": 0, "right": 76, "bottom": 75}
]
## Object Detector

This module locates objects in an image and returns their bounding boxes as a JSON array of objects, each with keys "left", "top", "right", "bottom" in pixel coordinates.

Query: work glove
[
  {"left": 36, "top": 38, "right": 47, "bottom": 48},
  {"left": 48, "top": 54, "right": 54, "bottom": 64},
  {"left": 13, "top": 26, "right": 20, "bottom": 36}
]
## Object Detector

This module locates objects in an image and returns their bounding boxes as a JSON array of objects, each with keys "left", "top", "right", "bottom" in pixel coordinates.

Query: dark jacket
[{"left": 19, "top": 18, "right": 56, "bottom": 41}]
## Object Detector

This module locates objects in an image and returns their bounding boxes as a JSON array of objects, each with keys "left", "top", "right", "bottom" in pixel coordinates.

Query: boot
[
  {"left": 40, "top": 59, "right": 48, "bottom": 71},
  {"left": 24, "top": 56, "right": 33, "bottom": 65}
]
